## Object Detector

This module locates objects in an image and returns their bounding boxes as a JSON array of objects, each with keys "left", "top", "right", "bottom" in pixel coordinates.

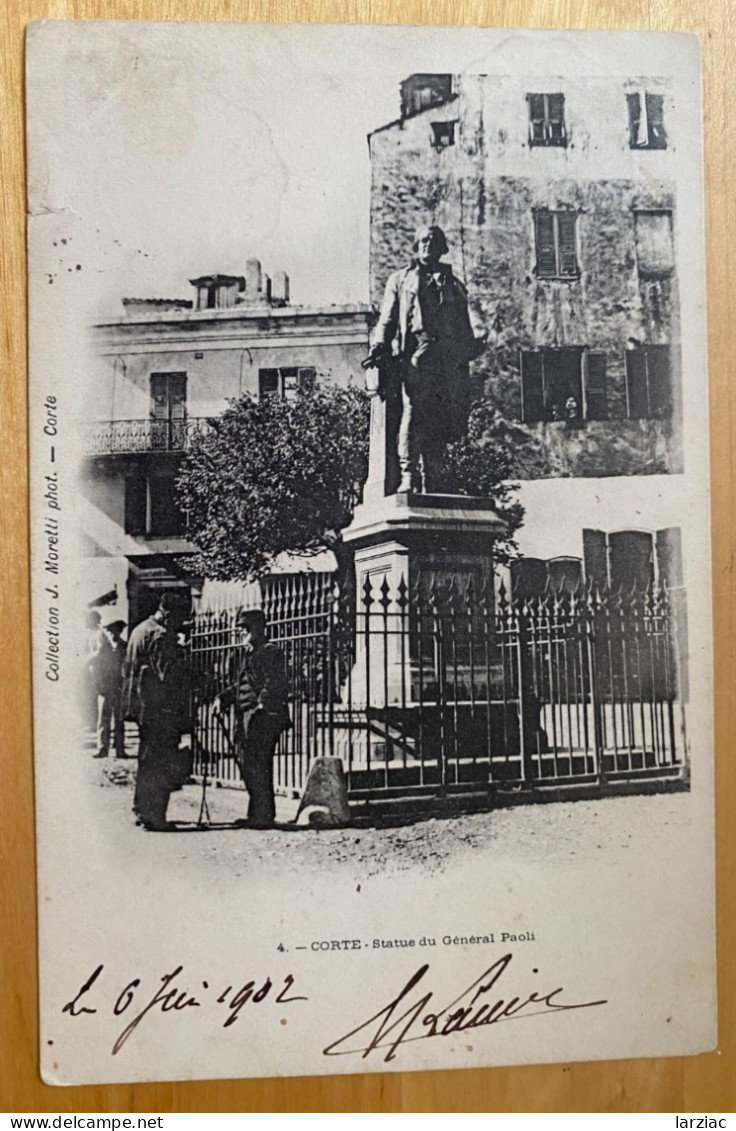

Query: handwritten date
[{"left": 62, "top": 964, "right": 307, "bottom": 1055}]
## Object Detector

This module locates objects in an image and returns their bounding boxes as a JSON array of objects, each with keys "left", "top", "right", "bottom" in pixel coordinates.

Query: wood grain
[{"left": 2, "top": 0, "right": 734, "bottom": 1113}]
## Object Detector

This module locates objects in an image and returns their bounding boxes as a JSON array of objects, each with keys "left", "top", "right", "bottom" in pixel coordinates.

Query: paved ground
[{"left": 87, "top": 728, "right": 690, "bottom": 881}]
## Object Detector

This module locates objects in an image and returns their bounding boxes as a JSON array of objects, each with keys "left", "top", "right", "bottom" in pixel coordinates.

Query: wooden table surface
[{"left": 1, "top": 0, "right": 734, "bottom": 1114}]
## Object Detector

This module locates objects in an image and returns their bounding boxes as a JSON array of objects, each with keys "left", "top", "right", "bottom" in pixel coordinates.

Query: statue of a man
[{"left": 366, "top": 225, "right": 486, "bottom": 493}]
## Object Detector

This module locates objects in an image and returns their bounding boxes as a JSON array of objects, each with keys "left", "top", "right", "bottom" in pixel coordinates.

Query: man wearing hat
[
  {"left": 218, "top": 609, "right": 291, "bottom": 829},
  {"left": 123, "top": 592, "right": 192, "bottom": 830},
  {"left": 94, "top": 619, "right": 127, "bottom": 759},
  {"left": 367, "top": 224, "right": 487, "bottom": 493}
]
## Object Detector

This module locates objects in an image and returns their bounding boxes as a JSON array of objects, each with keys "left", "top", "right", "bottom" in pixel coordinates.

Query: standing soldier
[
  {"left": 218, "top": 609, "right": 291, "bottom": 830},
  {"left": 123, "top": 592, "right": 192, "bottom": 831},
  {"left": 367, "top": 225, "right": 487, "bottom": 493}
]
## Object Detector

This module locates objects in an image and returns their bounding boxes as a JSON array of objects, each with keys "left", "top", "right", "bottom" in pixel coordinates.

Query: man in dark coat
[
  {"left": 219, "top": 609, "right": 290, "bottom": 829},
  {"left": 368, "top": 225, "right": 486, "bottom": 493},
  {"left": 94, "top": 620, "right": 127, "bottom": 758},
  {"left": 122, "top": 593, "right": 191, "bottom": 831}
]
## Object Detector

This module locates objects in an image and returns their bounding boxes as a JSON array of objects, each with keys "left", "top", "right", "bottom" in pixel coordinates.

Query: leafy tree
[
  {"left": 445, "top": 400, "right": 536, "bottom": 565},
  {"left": 178, "top": 386, "right": 369, "bottom": 581},
  {"left": 178, "top": 386, "right": 530, "bottom": 582}
]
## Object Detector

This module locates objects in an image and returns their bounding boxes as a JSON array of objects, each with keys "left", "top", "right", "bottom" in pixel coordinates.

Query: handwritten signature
[
  {"left": 62, "top": 964, "right": 308, "bottom": 1055},
  {"left": 324, "top": 953, "right": 607, "bottom": 1063}
]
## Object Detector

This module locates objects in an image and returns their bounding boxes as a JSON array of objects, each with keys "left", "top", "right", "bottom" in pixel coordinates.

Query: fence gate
[{"left": 190, "top": 571, "right": 687, "bottom": 805}]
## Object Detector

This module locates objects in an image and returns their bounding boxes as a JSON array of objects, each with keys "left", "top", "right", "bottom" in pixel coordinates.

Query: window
[
  {"left": 520, "top": 348, "right": 608, "bottom": 423},
  {"left": 634, "top": 211, "right": 674, "bottom": 278},
  {"left": 527, "top": 93, "right": 567, "bottom": 147},
  {"left": 124, "top": 471, "right": 187, "bottom": 538},
  {"left": 150, "top": 373, "right": 187, "bottom": 449},
  {"left": 533, "top": 210, "right": 579, "bottom": 279},
  {"left": 258, "top": 367, "right": 316, "bottom": 400},
  {"left": 625, "top": 346, "right": 672, "bottom": 418},
  {"left": 627, "top": 92, "right": 666, "bottom": 149},
  {"left": 431, "top": 121, "right": 456, "bottom": 149}
]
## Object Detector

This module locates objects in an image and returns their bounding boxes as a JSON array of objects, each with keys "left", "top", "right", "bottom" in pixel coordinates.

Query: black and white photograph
[{"left": 27, "top": 21, "right": 714, "bottom": 1085}]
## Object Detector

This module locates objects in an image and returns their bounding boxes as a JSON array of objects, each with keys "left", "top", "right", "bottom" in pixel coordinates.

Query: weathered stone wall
[{"left": 369, "top": 74, "right": 682, "bottom": 478}]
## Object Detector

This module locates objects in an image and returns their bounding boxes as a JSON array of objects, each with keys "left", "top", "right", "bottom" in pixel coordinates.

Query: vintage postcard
[{"left": 27, "top": 21, "right": 715, "bottom": 1084}]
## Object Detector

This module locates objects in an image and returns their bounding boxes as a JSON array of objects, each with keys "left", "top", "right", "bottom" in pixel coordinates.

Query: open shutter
[
  {"left": 259, "top": 369, "right": 279, "bottom": 398},
  {"left": 625, "top": 349, "right": 649, "bottom": 418},
  {"left": 655, "top": 527, "right": 683, "bottom": 589},
  {"left": 520, "top": 351, "right": 545, "bottom": 422},
  {"left": 645, "top": 93, "right": 666, "bottom": 148},
  {"left": 647, "top": 346, "right": 672, "bottom": 417},
  {"left": 150, "top": 373, "right": 168, "bottom": 420},
  {"left": 557, "top": 212, "right": 578, "bottom": 277},
  {"left": 528, "top": 94, "right": 546, "bottom": 144},
  {"left": 583, "top": 529, "right": 609, "bottom": 588},
  {"left": 168, "top": 373, "right": 187, "bottom": 421},
  {"left": 546, "top": 93, "right": 566, "bottom": 145},
  {"left": 584, "top": 352, "right": 608, "bottom": 420},
  {"left": 626, "top": 92, "right": 643, "bottom": 147},
  {"left": 534, "top": 211, "right": 557, "bottom": 277},
  {"left": 656, "top": 527, "right": 687, "bottom": 698}
]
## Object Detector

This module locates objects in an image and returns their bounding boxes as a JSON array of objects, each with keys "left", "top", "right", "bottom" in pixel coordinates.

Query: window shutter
[
  {"left": 258, "top": 369, "right": 279, "bottom": 398},
  {"left": 584, "top": 352, "right": 608, "bottom": 420},
  {"left": 150, "top": 374, "right": 168, "bottom": 420},
  {"left": 656, "top": 527, "right": 687, "bottom": 698},
  {"left": 645, "top": 93, "right": 666, "bottom": 148},
  {"left": 583, "top": 530, "right": 609, "bottom": 588},
  {"left": 626, "top": 92, "right": 643, "bottom": 147},
  {"left": 528, "top": 94, "right": 546, "bottom": 143},
  {"left": 534, "top": 211, "right": 557, "bottom": 277},
  {"left": 168, "top": 373, "right": 187, "bottom": 420},
  {"left": 647, "top": 345, "right": 672, "bottom": 417},
  {"left": 625, "top": 350, "right": 649, "bottom": 418},
  {"left": 655, "top": 527, "right": 683, "bottom": 588},
  {"left": 557, "top": 213, "right": 578, "bottom": 277},
  {"left": 124, "top": 475, "right": 148, "bottom": 536},
  {"left": 520, "top": 351, "right": 545, "bottom": 422},
  {"left": 546, "top": 93, "right": 566, "bottom": 144}
]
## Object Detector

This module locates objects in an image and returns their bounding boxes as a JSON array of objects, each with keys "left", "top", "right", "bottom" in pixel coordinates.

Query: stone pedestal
[{"left": 343, "top": 492, "right": 506, "bottom": 707}]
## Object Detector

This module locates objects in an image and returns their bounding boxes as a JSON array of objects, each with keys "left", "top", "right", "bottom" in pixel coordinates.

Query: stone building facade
[
  {"left": 369, "top": 73, "right": 685, "bottom": 592},
  {"left": 81, "top": 259, "right": 370, "bottom": 624}
]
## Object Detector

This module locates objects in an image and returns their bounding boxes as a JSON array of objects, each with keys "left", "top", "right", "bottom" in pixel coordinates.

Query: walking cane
[
  {"left": 194, "top": 705, "right": 237, "bottom": 828},
  {"left": 191, "top": 726, "right": 211, "bottom": 828}
]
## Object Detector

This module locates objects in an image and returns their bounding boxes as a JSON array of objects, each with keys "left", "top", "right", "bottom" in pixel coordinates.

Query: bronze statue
[{"left": 366, "top": 225, "right": 486, "bottom": 493}]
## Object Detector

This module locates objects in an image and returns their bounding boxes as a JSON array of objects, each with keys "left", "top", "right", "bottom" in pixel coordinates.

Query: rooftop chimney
[{"left": 271, "top": 270, "right": 290, "bottom": 305}]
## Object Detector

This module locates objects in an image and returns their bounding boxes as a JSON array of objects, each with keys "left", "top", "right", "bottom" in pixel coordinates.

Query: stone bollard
[{"left": 295, "top": 757, "right": 351, "bottom": 828}]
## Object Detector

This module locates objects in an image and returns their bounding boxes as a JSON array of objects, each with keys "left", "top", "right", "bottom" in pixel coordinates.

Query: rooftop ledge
[{"left": 94, "top": 303, "right": 372, "bottom": 328}]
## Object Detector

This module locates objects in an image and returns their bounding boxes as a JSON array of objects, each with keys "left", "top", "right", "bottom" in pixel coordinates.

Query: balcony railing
[{"left": 83, "top": 417, "right": 214, "bottom": 455}]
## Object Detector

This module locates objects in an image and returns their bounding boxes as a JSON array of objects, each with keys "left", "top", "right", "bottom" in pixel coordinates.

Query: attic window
[{"left": 431, "top": 121, "right": 456, "bottom": 149}]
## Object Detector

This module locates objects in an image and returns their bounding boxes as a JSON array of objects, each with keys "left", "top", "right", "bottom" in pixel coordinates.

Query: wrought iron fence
[
  {"left": 190, "top": 570, "right": 687, "bottom": 803},
  {"left": 83, "top": 417, "right": 214, "bottom": 455}
]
